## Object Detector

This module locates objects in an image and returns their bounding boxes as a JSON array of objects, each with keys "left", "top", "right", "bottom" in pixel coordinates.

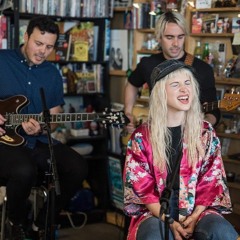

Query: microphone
[
  {"left": 160, "top": 187, "right": 172, "bottom": 217},
  {"left": 40, "top": 88, "right": 51, "bottom": 124}
]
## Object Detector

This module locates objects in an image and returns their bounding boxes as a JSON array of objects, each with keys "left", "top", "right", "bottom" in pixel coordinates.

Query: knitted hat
[{"left": 150, "top": 59, "right": 196, "bottom": 90}]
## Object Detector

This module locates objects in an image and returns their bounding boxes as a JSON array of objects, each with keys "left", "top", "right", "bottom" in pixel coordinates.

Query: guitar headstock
[
  {"left": 220, "top": 93, "right": 240, "bottom": 111},
  {"left": 97, "top": 109, "right": 130, "bottom": 127}
]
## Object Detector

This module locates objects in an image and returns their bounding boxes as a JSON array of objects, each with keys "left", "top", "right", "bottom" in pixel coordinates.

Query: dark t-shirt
[{"left": 128, "top": 52, "right": 220, "bottom": 123}]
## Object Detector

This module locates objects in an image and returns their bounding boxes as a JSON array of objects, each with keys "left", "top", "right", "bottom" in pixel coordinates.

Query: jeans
[
  {"left": 137, "top": 214, "right": 238, "bottom": 240},
  {"left": 137, "top": 190, "right": 239, "bottom": 240},
  {"left": 193, "top": 214, "right": 239, "bottom": 240}
]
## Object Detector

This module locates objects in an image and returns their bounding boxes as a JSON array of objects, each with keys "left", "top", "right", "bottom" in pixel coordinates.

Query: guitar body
[{"left": 0, "top": 95, "right": 28, "bottom": 146}]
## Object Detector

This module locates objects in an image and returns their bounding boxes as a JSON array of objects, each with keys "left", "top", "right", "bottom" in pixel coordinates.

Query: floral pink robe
[{"left": 123, "top": 121, "right": 232, "bottom": 240}]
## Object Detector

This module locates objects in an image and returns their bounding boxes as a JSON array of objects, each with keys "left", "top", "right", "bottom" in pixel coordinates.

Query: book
[
  {"left": 195, "top": 0, "right": 212, "bottom": 9},
  {"left": 55, "top": 21, "right": 78, "bottom": 61},
  {"left": 191, "top": 12, "right": 203, "bottom": 34},
  {"left": 216, "top": 17, "right": 231, "bottom": 33},
  {"left": 55, "top": 33, "right": 71, "bottom": 61},
  {"left": 73, "top": 41, "right": 89, "bottom": 61},
  {"left": 19, "top": 19, "right": 29, "bottom": 45},
  {"left": 114, "top": 0, "right": 129, "bottom": 7},
  {"left": 124, "top": 10, "right": 133, "bottom": 29},
  {"left": 110, "top": 29, "right": 128, "bottom": 71},
  {"left": 68, "top": 0, "right": 81, "bottom": 17},
  {"left": 232, "top": 17, "right": 240, "bottom": 34},
  {"left": 103, "top": 19, "right": 110, "bottom": 61},
  {"left": 140, "top": 3, "right": 151, "bottom": 29},
  {"left": 69, "top": 22, "right": 95, "bottom": 61},
  {"left": 75, "top": 63, "right": 98, "bottom": 94},
  {"left": 0, "top": 0, "right": 12, "bottom": 10},
  {"left": 201, "top": 13, "right": 219, "bottom": 33},
  {"left": 109, "top": 126, "right": 123, "bottom": 154},
  {"left": 0, "top": 15, "right": 8, "bottom": 49},
  {"left": 93, "top": 25, "right": 99, "bottom": 61}
]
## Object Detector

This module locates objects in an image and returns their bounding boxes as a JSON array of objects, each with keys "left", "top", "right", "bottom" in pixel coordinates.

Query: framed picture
[
  {"left": 196, "top": 0, "right": 212, "bottom": 9},
  {"left": 216, "top": 87, "right": 225, "bottom": 100}
]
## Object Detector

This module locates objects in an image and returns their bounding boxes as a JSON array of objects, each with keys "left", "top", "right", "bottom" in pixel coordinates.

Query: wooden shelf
[
  {"left": 215, "top": 77, "right": 240, "bottom": 85},
  {"left": 137, "top": 28, "right": 155, "bottom": 33},
  {"left": 228, "top": 182, "right": 240, "bottom": 190},
  {"left": 217, "top": 132, "right": 240, "bottom": 140},
  {"left": 114, "top": 7, "right": 132, "bottom": 12},
  {"left": 109, "top": 70, "right": 127, "bottom": 77},
  {"left": 190, "top": 33, "right": 234, "bottom": 37},
  {"left": 191, "top": 7, "right": 240, "bottom": 12},
  {"left": 221, "top": 110, "right": 240, "bottom": 114},
  {"left": 137, "top": 49, "right": 160, "bottom": 54},
  {"left": 233, "top": 203, "right": 240, "bottom": 216},
  {"left": 136, "top": 98, "right": 149, "bottom": 104},
  {"left": 223, "top": 157, "right": 240, "bottom": 165}
]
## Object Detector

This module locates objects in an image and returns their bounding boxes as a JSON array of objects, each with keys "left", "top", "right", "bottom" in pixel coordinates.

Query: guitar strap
[{"left": 184, "top": 53, "right": 194, "bottom": 66}]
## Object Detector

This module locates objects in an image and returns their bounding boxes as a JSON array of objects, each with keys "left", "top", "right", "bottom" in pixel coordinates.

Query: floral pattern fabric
[{"left": 123, "top": 121, "right": 232, "bottom": 240}]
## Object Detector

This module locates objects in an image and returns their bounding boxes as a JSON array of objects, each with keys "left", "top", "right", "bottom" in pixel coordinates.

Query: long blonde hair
[{"left": 148, "top": 68, "right": 203, "bottom": 171}]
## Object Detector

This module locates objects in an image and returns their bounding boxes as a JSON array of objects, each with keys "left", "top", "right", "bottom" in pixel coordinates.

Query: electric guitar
[
  {"left": 121, "top": 93, "right": 240, "bottom": 146},
  {"left": 0, "top": 95, "right": 129, "bottom": 147}
]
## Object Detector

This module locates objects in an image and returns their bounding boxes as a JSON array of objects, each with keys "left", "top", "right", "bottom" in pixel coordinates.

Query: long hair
[
  {"left": 148, "top": 68, "right": 203, "bottom": 171},
  {"left": 155, "top": 11, "right": 189, "bottom": 40}
]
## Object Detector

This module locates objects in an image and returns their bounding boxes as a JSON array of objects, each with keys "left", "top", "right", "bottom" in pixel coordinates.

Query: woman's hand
[
  {"left": 170, "top": 220, "right": 191, "bottom": 240},
  {"left": 180, "top": 205, "right": 206, "bottom": 237},
  {"left": 180, "top": 215, "right": 198, "bottom": 238}
]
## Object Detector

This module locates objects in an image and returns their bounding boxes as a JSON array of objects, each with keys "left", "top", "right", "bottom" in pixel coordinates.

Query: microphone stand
[
  {"left": 159, "top": 144, "right": 183, "bottom": 240},
  {"left": 40, "top": 88, "right": 61, "bottom": 240}
]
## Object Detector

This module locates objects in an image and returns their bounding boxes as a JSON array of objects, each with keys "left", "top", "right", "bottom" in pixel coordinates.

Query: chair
[
  {"left": 0, "top": 185, "right": 47, "bottom": 240},
  {"left": 0, "top": 186, "right": 7, "bottom": 240}
]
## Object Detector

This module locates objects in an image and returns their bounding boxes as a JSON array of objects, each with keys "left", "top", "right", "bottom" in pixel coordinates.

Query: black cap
[{"left": 150, "top": 59, "right": 196, "bottom": 90}]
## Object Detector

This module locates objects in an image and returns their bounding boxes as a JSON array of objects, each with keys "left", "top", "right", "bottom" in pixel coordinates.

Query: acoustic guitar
[
  {"left": 0, "top": 95, "right": 129, "bottom": 146},
  {"left": 121, "top": 93, "right": 240, "bottom": 146}
]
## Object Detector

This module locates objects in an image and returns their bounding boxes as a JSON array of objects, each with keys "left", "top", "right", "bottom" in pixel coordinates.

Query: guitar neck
[
  {"left": 8, "top": 113, "right": 99, "bottom": 125},
  {"left": 202, "top": 100, "right": 219, "bottom": 113}
]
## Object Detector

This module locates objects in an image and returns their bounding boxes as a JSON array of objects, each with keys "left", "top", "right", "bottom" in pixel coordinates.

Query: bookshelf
[
  {"left": 110, "top": 1, "right": 158, "bottom": 103},
  {"left": 185, "top": 6, "right": 240, "bottom": 231},
  {"left": 2, "top": 0, "right": 114, "bottom": 219},
  {"left": 109, "top": 6, "right": 131, "bottom": 104}
]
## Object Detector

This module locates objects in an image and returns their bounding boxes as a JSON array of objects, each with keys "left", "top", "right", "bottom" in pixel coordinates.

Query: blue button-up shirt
[{"left": 0, "top": 47, "right": 65, "bottom": 148}]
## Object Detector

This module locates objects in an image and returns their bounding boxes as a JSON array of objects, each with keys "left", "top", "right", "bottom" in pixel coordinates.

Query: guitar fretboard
[
  {"left": 202, "top": 101, "right": 219, "bottom": 112},
  {"left": 7, "top": 113, "right": 99, "bottom": 125}
]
